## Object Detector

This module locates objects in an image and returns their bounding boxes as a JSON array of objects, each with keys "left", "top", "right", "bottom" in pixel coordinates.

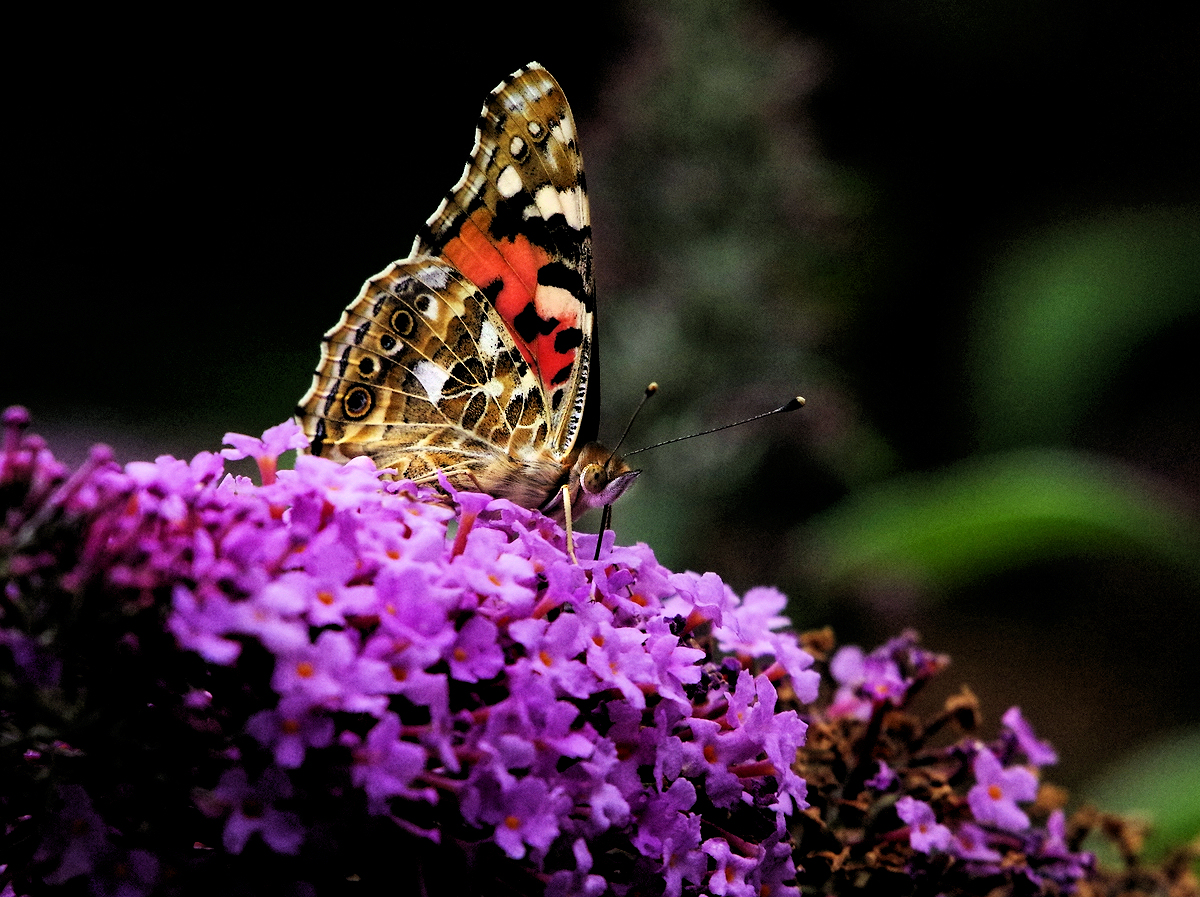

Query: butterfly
[{"left": 296, "top": 62, "right": 638, "bottom": 527}]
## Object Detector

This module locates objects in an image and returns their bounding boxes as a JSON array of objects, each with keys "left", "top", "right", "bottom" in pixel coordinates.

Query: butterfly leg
[{"left": 560, "top": 484, "right": 579, "bottom": 565}]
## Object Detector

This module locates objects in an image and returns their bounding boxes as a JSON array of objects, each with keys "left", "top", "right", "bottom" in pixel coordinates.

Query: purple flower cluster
[
  {"left": 2, "top": 411, "right": 816, "bottom": 895},
  {"left": 827, "top": 629, "right": 949, "bottom": 719},
  {"left": 827, "top": 635, "right": 1094, "bottom": 893},
  {"left": 3, "top": 409, "right": 1129, "bottom": 897}
]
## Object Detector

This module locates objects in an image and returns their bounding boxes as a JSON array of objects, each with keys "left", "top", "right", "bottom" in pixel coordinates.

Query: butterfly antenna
[
  {"left": 624, "top": 396, "right": 805, "bottom": 458},
  {"left": 604, "top": 382, "right": 659, "bottom": 468}
]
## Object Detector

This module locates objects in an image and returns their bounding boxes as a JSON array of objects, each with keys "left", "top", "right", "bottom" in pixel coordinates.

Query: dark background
[{"left": 7, "top": 1, "right": 1199, "bottom": 840}]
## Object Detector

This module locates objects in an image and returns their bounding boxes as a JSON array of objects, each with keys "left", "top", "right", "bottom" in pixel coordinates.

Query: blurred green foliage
[
  {"left": 971, "top": 207, "right": 1200, "bottom": 449},
  {"left": 1084, "top": 725, "right": 1200, "bottom": 865},
  {"left": 806, "top": 449, "right": 1200, "bottom": 598}
]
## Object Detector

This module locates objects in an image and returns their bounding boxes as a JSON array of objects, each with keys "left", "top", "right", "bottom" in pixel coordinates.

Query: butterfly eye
[{"left": 582, "top": 463, "right": 607, "bottom": 495}]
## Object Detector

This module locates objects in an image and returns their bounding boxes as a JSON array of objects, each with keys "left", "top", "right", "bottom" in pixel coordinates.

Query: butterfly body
[{"left": 297, "top": 63, "right": 637, "bottom": 518}]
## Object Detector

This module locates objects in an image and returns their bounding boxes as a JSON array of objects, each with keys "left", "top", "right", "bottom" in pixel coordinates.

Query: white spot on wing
[
  {"left": 551, "top": 121, "right": 575, "bottom": 146},
  {"left": 509, "top": 135, "right": 525, "bottom": 156},
  {"left": 418, "top": 294, "right": 441, "bottom": 319},
  {"left": 418, "top": 264, "right": 450, "bottom": 291},
  {"left": 534, "top": 184, "right": 584, "bottom": 230},
  {"left": 497, "top": 165, "right": 523, "bottom": 199},
  {"left": 478, "top": 318, "right": 501, "bottom": 359},
  {"left": 534, "top": 284, "right": 580, "bottom": 327},
  {"left": 413, "top": 360, "right": 449, "bottom": 403}
]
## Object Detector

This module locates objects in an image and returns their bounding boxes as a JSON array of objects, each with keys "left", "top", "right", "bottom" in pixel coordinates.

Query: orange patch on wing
[
  {"left": 532, "top": 282, "right": 581, "bottom": 385},
  {"left": 442, "top": 210, "right": 579, "bottom": 385}
]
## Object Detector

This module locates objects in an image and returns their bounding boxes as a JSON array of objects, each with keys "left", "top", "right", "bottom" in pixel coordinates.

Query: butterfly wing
[
  {"left": 298, "top": 258, "right": 570, "bottom": 507},
  {"left": 414, "top": 62, "right": 598, "bottom": 463},
  {"left": 297, "top": 63, "right": 597, "bottom": 508}
]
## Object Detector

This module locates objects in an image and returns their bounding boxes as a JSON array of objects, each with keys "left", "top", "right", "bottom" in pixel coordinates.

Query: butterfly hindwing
[{"left": 300, "top": 259, "right": 570, "bottom": 507}]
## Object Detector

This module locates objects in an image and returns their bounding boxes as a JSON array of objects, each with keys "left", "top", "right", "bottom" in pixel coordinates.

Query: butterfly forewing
[
  {"left": 297, "top": 62, "right": 599, "bottom": 512},
  {"left": 414, "top": 64, "right": 596, "bottom": 460}
]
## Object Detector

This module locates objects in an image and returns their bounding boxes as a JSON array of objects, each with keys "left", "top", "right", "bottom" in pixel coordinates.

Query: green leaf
[
  {"left": 804, "top": 449, "right": 1200, "bottom": 593},
  {"left": 1083, "top": 725, "right": 1200, "bottom": 865},
  {"left": 970, "top": 205, "right": 1200, "bottom": 448}
]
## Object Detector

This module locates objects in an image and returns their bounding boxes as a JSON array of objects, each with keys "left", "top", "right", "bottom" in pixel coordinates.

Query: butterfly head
[
  {"left": 534, "top": 441, "right": 638, "bottom": 521},
  {"left": 572, "top": 441, "right": 640, "bottom": 512}
]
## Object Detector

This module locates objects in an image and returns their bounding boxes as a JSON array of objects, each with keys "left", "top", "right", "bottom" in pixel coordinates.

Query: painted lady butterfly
[{"left": 296, "top": 63, "right": 638, "bottom": 522}]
